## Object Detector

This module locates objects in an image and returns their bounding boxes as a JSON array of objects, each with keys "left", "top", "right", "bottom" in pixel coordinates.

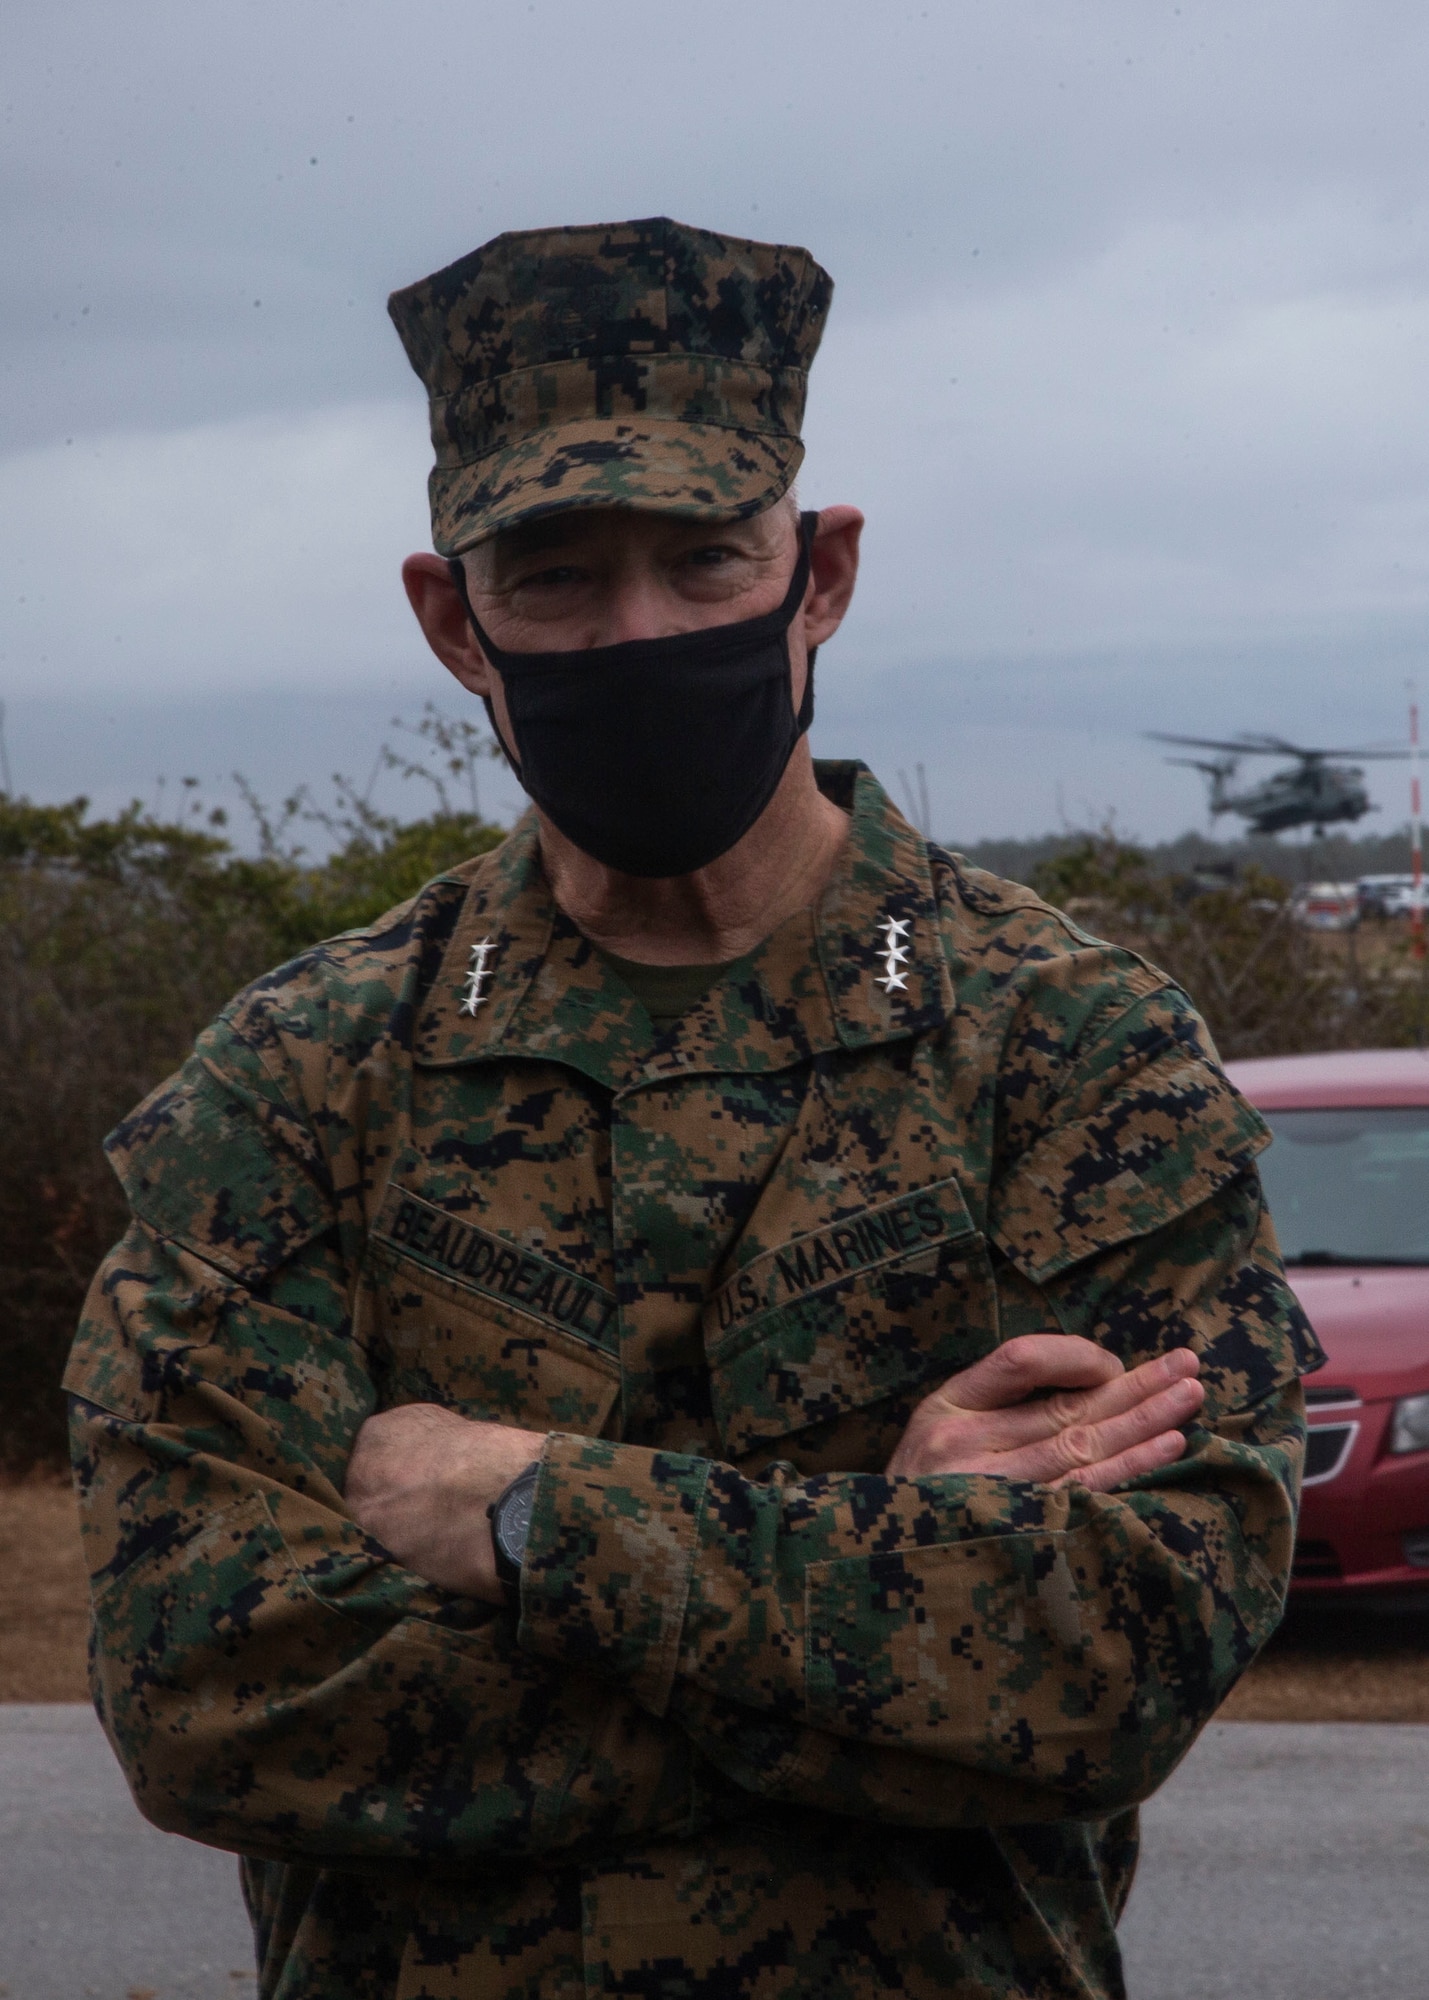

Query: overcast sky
[{"left": 5, "top": 0, "right": 1429, "bottom": 844}]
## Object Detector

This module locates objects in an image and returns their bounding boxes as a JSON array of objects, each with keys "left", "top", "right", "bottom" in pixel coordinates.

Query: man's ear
[
  {"left": 401, "top": 553, "right": 496, "bottom": 696},
  {"left": 803, "top": 506, "right": 864, "bottom": 648}
]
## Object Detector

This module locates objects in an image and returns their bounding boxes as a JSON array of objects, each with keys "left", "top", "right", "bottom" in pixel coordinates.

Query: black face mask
[{"left": 450, "top": 512, "right": 820, "bottom": 878}]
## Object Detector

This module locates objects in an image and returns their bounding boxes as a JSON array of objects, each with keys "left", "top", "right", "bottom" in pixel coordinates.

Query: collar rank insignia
[
  {"left": 459, "top": 936, "right": 497, "bottom": 1016},
  {"left": 876, "top": 915, "right": 912, "bottom": 994}
]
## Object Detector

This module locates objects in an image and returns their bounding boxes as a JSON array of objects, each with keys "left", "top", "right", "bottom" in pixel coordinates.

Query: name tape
[
  {"left": 709, "top": 1182, "right": 975, "bottom": 1338},
  {"left": 374, "top": 1190, "right": 618, "bottom": 1350}
]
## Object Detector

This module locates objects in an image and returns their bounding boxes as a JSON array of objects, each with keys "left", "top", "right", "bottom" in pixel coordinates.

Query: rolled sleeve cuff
[{"left": 517, "top": 1433, "right": 710, "bottom": 1718}]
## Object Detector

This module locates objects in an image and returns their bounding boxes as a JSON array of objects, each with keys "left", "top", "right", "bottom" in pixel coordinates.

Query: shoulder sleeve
[
  {"left": 988, "top": 980, "right": 1269, "bottom": 1286},
  {"left": 105, "top": 1030, "right": 334, "bottom": 1286},
  {"left": 101, "top": 870, "right": 471, "bottom": 1283}
]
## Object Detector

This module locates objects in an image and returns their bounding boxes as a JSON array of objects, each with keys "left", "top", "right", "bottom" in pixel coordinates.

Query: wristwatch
[{"left": 488, "top": 1461, "right": 541, "bottom": 1602}]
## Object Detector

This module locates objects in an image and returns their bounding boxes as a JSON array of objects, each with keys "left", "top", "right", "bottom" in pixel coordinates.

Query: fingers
[
  {"left": 977, "top": 1346, "right": 1201, "bottom": 1452},
  {"left": 1050, "top": 1371, "right": 1203, "bottom": 1476},
  {"left": 893, "top": 1341, "right": 1205, "bottom": 1485},
  {"left": 994, "top": 1369, "right": 1203, "bottom": 1485},
  {"left": 1048, "top": 1427, "right": 1189, "bottom": 1493},
  {"left": 926, "top": 1334, "right": 1124, "bottom": 1415}
]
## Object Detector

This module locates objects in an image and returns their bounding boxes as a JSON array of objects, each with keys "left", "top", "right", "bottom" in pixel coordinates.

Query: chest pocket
[
  {"left": 702, "top": 1175, "right": 996, "bottom": 1468},
  {"left": 364, "top": 1183, "right": 621, "bottom": 1436}
]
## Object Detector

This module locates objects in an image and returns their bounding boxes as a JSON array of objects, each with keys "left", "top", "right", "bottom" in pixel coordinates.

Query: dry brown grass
[
  {"left": 0, "top": 1471, "right": 91, "bottom": 1701},
  {"left": 2, "top": 1476, "right": 1425, "bottom": 1719},
  {"left": 1219, "top": 1599, "right": 1429, "bottom": 1722}
]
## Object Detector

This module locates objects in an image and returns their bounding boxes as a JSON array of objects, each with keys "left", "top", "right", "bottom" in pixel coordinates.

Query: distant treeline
[{"left": 959, "top": 825, "right": 1419, "bottom": 890}]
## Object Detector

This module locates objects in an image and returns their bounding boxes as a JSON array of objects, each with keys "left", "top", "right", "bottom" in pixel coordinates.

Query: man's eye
[
  {"left": 513, "top": 564, "right": 582, "bottom": 590},
  {"left": 682, "top": 545, "right": 736, "bottom": 569}
]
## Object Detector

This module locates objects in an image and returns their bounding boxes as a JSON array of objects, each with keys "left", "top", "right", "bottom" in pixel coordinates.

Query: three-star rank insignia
[
  {"left": 459, "top": 935, "right": 497, "bottom": 1015},
  {"left": 876, "top": 915, "right": 912, "bottom": 994}
]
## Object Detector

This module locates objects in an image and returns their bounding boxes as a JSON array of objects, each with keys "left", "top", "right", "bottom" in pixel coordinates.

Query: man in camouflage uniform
[{"left": 67, "top": 218, "right": 1321, "bottom": 2000}]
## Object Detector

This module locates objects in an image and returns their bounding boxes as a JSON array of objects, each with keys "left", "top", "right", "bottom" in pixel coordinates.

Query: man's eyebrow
[
  {"left": 478, "top": 511, "right": 767, "bottom": 581},
  {"left": 489, "top": 517, "right": 582, "bottom": 564}
]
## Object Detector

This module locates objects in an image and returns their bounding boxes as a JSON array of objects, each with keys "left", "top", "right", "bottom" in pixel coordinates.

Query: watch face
[{"left": 495, "top": 1467, "right": 539, "bottom": 1568}]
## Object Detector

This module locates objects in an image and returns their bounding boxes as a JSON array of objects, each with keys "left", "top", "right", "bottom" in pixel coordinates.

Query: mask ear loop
[
  {"left": 795, "top": 509, "right": 820, "bottom": 735},
  {"left": 446, "top": 556, "right": 524, "bottom": 779}
]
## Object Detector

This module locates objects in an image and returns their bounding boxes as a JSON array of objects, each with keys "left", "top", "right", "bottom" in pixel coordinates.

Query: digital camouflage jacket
[{"left": 66, "top": 763, "right": 1321, "bottom": 2000}]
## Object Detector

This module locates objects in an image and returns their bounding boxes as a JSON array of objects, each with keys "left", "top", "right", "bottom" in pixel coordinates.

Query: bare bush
[
  {"left": 0, "top": 712, "right": 504, "bottom": 1471},
  {"left": 1030, "top": 835, "right": 1428, "bottom": 1060}
]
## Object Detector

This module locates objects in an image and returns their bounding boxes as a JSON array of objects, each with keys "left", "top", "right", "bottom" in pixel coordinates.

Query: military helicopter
[{"left": 1146, "top": 732, "right": 1408, "bottom": 836}]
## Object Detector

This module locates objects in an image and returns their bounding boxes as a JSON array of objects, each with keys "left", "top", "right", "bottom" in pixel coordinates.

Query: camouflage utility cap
[{"left": 388, "top": 216, "right": 833, "bottom": 554}]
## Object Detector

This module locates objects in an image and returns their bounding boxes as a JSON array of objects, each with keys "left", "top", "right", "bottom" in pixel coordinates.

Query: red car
[{"left": 1227, "top": 1048, "right": 1429, "bottom": 1603}]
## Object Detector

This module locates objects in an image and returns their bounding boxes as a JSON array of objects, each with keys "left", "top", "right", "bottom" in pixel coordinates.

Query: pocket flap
[
  {"left": 704, "top": 1178, "right": 989, "bottom": 1456},
  {"left": 368, "top": 1183, "right": 622, "bottom": 1435},
  {"left": 372, "top": 1185, "right": 620, "bottom": 1356}
]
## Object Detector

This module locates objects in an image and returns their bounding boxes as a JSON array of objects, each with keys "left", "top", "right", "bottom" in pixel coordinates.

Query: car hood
[{"left": 1284, "top": 1267, "right": 1429, "bottom": 1400}]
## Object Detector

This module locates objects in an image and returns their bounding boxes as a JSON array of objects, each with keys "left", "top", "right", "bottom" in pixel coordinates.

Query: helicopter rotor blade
[
  {"left": 1146, "top": 731, "right": 1410, "bottom": 764},
  {"left": 1146, "top": 731, "right": 1310, "bottom": 759},
  {"left": 1144, "top": 731, "right": 1256, "bottom": 756},
  {"left": 1229, "top": 732, "right": 1302, "bottom": 754},
  {"left": 1261, "top": 744, "right": 1411, "bottom": 762}
]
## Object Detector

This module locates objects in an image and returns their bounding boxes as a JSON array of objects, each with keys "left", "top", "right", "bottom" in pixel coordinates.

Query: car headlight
[{"left": 1389, "top": 1392, "right": 1429, "bottom": 1455}]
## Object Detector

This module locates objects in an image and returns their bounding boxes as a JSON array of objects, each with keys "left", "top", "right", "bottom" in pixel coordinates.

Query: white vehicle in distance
[
  {"left": 1357, "top": 874, "right": 1420, "bottom": 920},
  {"left": 1381, "top": 881, "right": 1427, "bottom": 921},
  {"left": 1294, "top": 882, "right": 1360, "bottom": 931}
]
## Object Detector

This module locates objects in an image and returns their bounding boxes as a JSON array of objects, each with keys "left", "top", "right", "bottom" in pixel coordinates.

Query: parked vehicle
[
  {"left": 1291, "top": 882, "right": 1360, "bottom": 931},
  {"left": 1380, "top": 881, "right": 1426, "bottom": 921},
  {"left": 1352, "top": 876, "right": 1408, "bottom": 920},
  {"left": 1356, "top": 873, "right": 1416, "bottom": 920},
  {"left": 1228, "top": 1048, "right": 1429, "bottom": 1603}
]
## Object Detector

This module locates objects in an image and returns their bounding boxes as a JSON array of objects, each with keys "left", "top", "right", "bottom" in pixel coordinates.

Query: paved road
[
  {"left": 1119, "top": 1720, "right": 1429, "bottom": 1999},
  {"left": 3, "top": 1707, "right": 1426, "bottom": 1998},
  {"left": 1, "top": 1706, "right": 253, "bottom": 2000}
]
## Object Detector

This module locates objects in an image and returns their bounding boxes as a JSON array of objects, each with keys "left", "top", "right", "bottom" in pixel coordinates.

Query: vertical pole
[{"left": 1412, "top": 684, "right": 1425, "bottom": 962}]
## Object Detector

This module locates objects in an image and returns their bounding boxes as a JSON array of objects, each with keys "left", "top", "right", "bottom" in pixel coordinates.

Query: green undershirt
[{"left": 598, "top": 949, "right": 741, "bottom": 1034}]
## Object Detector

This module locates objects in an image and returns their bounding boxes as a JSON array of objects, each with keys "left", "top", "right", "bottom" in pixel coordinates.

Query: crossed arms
[
  {"left": 68, "top": 1171, "right": 1306, "bottom": 1865},
  {"left": 346, "top": 1335, "right": 1206, "bottom": 1603}
]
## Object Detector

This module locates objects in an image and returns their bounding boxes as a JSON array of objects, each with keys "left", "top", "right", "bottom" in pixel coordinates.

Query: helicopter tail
[{"left": 1164, "top": 755, "right": 1237, "bottom": 815}]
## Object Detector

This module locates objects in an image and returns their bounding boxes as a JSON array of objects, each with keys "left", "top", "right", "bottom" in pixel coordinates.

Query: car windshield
[{"left": 1259, "top": 1107, "right": 1429, "bottom": 1265}]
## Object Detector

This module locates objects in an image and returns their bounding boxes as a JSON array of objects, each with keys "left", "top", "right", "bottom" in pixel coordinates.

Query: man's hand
[
  {"left": 886, "top": 1334, "right": 1203, "bottom": 1492},
  {"left": 346, "top": 1404, "right": 547, "bottom": 1603}
]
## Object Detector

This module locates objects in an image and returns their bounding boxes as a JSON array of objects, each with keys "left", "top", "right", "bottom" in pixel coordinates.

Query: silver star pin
[
  {"left": 459, "top": 936, "right": 497, "bottom": 1015},
  {"left": 876, "top": 915, "right": 912, "bottom": 994}
]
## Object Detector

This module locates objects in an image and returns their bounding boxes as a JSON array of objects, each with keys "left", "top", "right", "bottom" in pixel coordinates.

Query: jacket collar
[{"left": 412, "top": 762, "right": 951, "bottom": 1092}]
